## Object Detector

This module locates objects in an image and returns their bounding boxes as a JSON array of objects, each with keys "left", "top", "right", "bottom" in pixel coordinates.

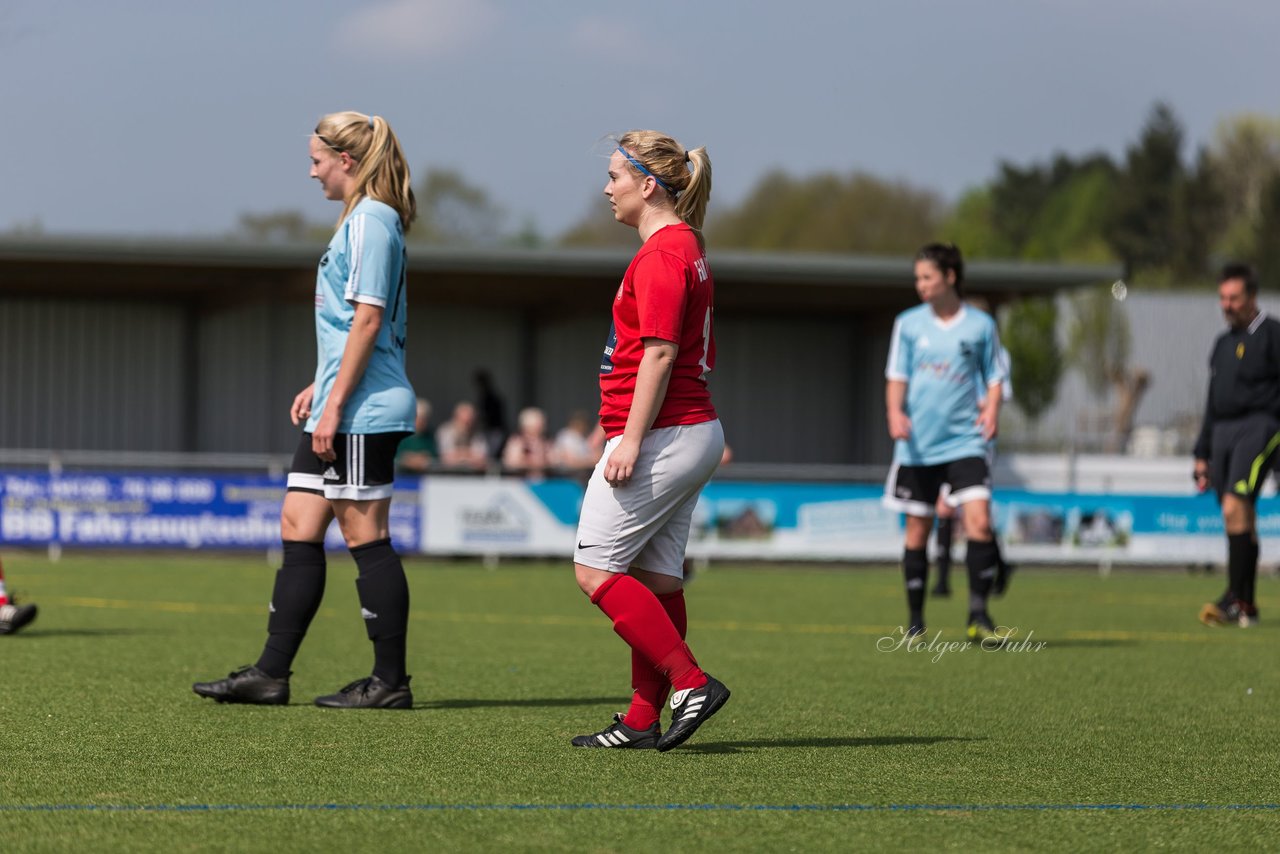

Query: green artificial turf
[{"left": 1, "top": 554, "right": 1277, "bottom": 852}]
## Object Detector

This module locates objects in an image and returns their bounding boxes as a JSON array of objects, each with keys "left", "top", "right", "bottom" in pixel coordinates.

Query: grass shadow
[
  {"left": 680, "top": 735, "right": 985, "bottom": 755},
  {"left": 6, "top": 627, "right": 158, "bottom": 638},
  {"left": 420, "top": 697, "right": 630, "bottom": 710}
]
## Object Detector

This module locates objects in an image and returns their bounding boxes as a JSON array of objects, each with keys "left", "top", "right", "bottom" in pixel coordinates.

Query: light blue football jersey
[
  {"left": 306, "top": 198, "right": 415, "bottom": 435},
  {"left": 885, "top": 303, "right": 1006, "bottom": 466}
]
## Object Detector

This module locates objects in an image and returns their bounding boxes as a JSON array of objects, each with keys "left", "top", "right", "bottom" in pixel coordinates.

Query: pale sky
[{"left": 2, "top": 0, "right": 1277, "bottom": 241}]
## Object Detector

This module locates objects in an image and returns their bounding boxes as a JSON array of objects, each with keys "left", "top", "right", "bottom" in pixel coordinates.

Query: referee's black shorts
[{"left": 1209, "top": 413, "right": 1280, "bottom": 502}]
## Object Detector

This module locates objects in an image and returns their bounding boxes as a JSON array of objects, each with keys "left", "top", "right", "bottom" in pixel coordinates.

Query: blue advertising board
[{"left": 0, "top": 472, "right": 419, "bottom": 552}]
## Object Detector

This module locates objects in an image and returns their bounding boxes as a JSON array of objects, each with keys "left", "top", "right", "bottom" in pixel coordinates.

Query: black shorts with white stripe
[
  {"left": 286, "top": 431, "right": 411, "bottom": 501},
  {"left": 883, "top": 456, "right": 991, "bottom": 517}
]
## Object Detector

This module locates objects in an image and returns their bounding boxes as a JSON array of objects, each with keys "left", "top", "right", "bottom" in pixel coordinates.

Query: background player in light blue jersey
[
  {"left": 883, "top": 243, "right": 1007, "bottom": 641},
  {"left": 195, "top": 111, "right": 419, "bottom": 710}
]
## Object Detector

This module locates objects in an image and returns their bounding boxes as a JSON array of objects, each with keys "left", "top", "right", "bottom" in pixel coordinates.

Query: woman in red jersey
[{"left": 570, "top": 131, "right": 729, "bottom": 752}]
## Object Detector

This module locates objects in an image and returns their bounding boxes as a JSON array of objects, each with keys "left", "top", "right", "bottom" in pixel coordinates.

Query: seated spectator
[
  {"left": 553, "top": 410, "right": 600, "bottom": 471},
  {"left": 436, "top": 401, "right": 490, "bottom": 470},
  {"left": 395, "top": 397, "right": 438, "bottom": 473},
  {"left": 502, "top": 407, "right": 556, "bottom": 479}
]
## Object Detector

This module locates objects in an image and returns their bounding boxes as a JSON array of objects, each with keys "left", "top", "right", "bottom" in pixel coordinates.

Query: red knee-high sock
[
  {"left": 623, "top": 589, "right": 689, "bottom": 730},
  {"left": 0, "top": 556, "right": 9, "bottom": 605},
  {"left": 593, "top": 575, "right": 705, "bottom": 699}
]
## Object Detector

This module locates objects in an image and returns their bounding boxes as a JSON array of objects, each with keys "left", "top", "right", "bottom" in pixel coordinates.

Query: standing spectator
[
  {"left": 436, "top": 401, "right": 490, "bottom": 470},
  {"left": 474, "top": 369, "right": 509, "bottom": 460},
  {"left": 883, "top": 243, "right": 1007, "bottom": 641},
  {"left": 502, "top": 406, "right": 556, "bottom": 478},
  {"left": 395, "top": 397, "right": 437, "bottom": 473},
  {"left": 554, "top": 410, "right": 601, "bottom": 471},
  {"left": 194, "top": 111, "right": 418, "bottom": 709},
  {"left": 570, "top": 130, "right": 729, "bottom": 753},
  {"left": 1195, "top": 263, "right": 1277, "bottom": 628}
]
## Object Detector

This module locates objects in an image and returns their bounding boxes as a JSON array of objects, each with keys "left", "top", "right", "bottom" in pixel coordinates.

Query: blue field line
[{"left": 2, "top": 803, "right": 1279, "bottom": 814}]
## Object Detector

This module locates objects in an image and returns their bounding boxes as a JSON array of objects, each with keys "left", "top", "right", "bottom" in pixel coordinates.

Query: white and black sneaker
[
  {"left": 0, "top": 602, "right": 38, "bottom": 635},
  {"left": 571, "top": 713, "right": 660, "bottom": 749},
  {"left": 656, "top": 675, "right": 730, "bottom": 752}
]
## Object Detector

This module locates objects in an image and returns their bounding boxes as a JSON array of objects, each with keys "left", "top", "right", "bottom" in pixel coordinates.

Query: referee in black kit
[{"left": 1194, "top": 263, "right": 1277, "bottom": 628}]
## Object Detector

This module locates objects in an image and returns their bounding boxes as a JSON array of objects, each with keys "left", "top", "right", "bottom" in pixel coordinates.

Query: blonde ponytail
[
  {"left": 314, "top": 112, "right": 417, "bottom": 233},
  {"left": 616, "top": 130, "right": 712, "bottom": 241}
]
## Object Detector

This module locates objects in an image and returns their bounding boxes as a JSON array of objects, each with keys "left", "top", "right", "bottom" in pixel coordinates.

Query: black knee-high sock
[
  {"left": 935, "top": 517, "right": 953, "bottom": 581},
  {"left": 256, "top": 540, "right": 327, "bottom": 678},
  {"left": 992, "top": 532, "right": 1007, "bottom": 570},
  {"left": 351, "top": 538, "right": 410, "bottom": 686},
  {"left": 903, "top": 548, "right": 927, "bottom": 625},
  {"left": 1229, "top": 532, "right": 1259, "bottom": 606},
  {"left": 966, "top": 539, "right": 999, "bottom": 619}
]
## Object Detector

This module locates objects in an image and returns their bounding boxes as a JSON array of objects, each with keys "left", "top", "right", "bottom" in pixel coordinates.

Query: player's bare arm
[
  {"left": 886, "top": 379, "right": 911, "bottom": 440},
  {"left": 290, "top": 383, "right": 315, "bottom": 426},
  {"left": 312, "top": 302, "right": 384, "bottom": 461},
  {"left": 605, "top": 337, "right": 677, "bottom": 487},
  {"left": 976, "top": 382, "right": 1002, "bottom": 441}
]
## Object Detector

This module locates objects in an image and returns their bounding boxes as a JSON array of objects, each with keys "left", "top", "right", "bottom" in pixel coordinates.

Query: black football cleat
[
  {"left": 193, "top": 665, "right": 290, "bottom": 705},
  {"left": 314, "top": 675, "right": 413, "bottom": 709},
  {"left": 571, "top": 713, "right": 660, "bottom": 749},
  {"left": 0, "top": 602, "right": 38, "bottom": 635},
  {"left": 656, "top": 675, "right": 730, "bottom": 752}
]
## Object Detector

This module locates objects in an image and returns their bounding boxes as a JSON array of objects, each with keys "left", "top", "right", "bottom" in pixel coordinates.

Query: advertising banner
[
  {"left": 0, "top": 472, "right": 419, "bottom": 552},
  {"left": 2, "top": 468, "right": 1267, "bottom": 565},
  {"left": 419, "top": 478, "right": 1263, "bottom": 565}
]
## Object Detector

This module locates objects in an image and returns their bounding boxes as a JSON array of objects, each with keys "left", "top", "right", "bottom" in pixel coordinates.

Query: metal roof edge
[{"left": 0, "top": 234, "right": 1121, "bottom": 285}]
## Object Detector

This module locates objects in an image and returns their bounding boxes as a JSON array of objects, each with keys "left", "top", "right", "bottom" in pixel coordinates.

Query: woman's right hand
[
  {"left": 290, "top": 384, "right": 315, "bottom": 426},
  {"left": 887, "top": 409, "right": 912, "bottom": 441}
]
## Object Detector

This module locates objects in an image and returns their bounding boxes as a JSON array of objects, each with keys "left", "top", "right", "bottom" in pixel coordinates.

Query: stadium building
[{"left": 0, "top": 236, "right": 1117, "bottom": 466}]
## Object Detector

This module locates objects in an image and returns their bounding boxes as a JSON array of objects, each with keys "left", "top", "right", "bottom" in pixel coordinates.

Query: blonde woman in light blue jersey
[{"left": 195, "top": 112, "right": 420, "bottom": 710}]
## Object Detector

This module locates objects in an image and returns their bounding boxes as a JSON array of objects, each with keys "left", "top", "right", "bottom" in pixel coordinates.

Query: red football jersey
[{"left": 598, "top": 223, "right": 717, "bottom": 437}]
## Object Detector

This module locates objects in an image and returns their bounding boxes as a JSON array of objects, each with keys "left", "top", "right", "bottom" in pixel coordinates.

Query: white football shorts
[{"left": 573, "top": 419, "right": 724, "bottom": 578}]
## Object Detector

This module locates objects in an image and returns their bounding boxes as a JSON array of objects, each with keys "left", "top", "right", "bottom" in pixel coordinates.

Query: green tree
[
  {"left": 1208, "top": 113, "right": 1280, "bottom": 261},
  {"left": 938, "top": 187, "right": 1014, "bottom": 258},
  {"left": 232, "top": 210, "right": 330, "bottom": 243},
  {"left": 412, "top": 168, "right": 506, "bottom": 246},
  {"left": 1021, "top": 161, "right": 1118, "bottom": 262},
  {"left": 1170, "top": 147, "right": 1225, "bottom": 279},
  {"left": 1255, "top": 172, "right": 1280, "bottom": 292},
  {"left": 989, "top": 161, "right": 1054, "bottom": 254},
  {"left": 958, "top": 152, "right": 1117, "bottom": 264},
  {"left": 1103, "top": 102, "right": 1224, "bottom": 281},
  {"left": 1066, "top": 285, "right": 1148, "bottom": 451},
  {"left": 705, "top": 169, "right": 944, "bottom": 253},
  {"left": 557, "top": 197, "right": 640, "bottom": 248},
  {"left": 1000, "top": 297, "right": 1062, "bottom": 422}
]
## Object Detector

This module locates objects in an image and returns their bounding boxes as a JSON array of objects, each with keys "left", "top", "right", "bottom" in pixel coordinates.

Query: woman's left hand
[
  {"left": 976, "top": 408, "right": 999, "bottom": 441},
  {"left": 312, "top": 407, "right": 342, "bottom": 462},
  {"left": 603, "top": 438, "right": 640, "bottom": 487}
]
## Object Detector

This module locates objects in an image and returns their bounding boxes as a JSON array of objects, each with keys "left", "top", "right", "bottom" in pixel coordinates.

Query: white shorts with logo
[{"left": 574, "top": 419, "right": 724, "bottom": 578}]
